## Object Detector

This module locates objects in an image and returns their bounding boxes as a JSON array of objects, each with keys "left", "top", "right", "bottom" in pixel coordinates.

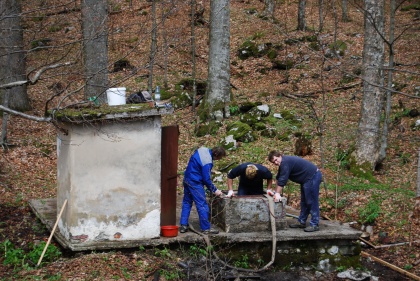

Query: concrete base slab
[
  {"left": 29, "top": 198, "right": 362, "bottom": 251},
  {"left": 29, "top": 198, "right": 363, "bottom": 269}
]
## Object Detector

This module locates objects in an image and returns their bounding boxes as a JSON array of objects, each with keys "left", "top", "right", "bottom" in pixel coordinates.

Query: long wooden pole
[
  {"left": 37, "top": 199, "right": 68, "bottom": 266},
  {"left": 361, "top": 251, "right": 420, "bottom": 281}
]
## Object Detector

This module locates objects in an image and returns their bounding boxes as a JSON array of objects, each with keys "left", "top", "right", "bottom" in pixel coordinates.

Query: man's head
[
  {"left": 268, "top": 150, "right": 282, "bottom": 165},
  {"left": 245, "top": 164, "right": 258, "bottom": 179},
  {"left": 212, "top": 146, "right": 226, "bottom": 161}
]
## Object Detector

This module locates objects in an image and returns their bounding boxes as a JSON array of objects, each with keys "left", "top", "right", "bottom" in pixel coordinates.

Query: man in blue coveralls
[
  {"left": 179, "top": 146, "right": 226, "bottom": 235},
  {"left": 268, "top": 150, "right": 323, "bottom": 232},
  {"left": 226, "top": 163, "right": 273, "bottom": 197}
]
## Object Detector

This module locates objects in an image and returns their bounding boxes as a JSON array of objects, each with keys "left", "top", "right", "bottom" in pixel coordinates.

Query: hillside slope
[{"left": 1, "top": 0, "right": 419, "bottom": 279}]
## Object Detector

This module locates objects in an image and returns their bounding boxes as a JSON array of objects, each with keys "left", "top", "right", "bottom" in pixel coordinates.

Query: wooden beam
[{"left": 361, "top": 251, "right": 420, "bottom": 281}]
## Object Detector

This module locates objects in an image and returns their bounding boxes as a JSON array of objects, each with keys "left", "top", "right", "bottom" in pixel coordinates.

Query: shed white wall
[{"left": 56, "top": 117, "right": 162, "bottom": 242}]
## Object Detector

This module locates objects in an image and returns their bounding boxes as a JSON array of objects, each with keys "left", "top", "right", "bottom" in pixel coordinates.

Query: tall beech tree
[
  {"left": 353, "top": 0, "right": 385, "bottom": 173},
  {"left": 204, "top": 0, "right": 230, "bottom": 120},
  {"left": 81, "top": 0, "right": 109, "bottom": 103}
]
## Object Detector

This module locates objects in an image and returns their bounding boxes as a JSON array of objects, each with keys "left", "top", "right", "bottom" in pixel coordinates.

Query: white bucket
[{"left": 106, "top": 87, "right": 126, "bottom": 106}]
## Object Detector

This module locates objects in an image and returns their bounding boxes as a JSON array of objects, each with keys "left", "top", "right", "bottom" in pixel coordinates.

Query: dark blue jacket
[
  {"left": 184, "top": 147, "right": 217, "bottom": 193},
  {"left": 276, "top": 156, "right": 318, "bottom": 186},
  {"left": 228, "top": 162, "right": 272, "bottom": 195}
]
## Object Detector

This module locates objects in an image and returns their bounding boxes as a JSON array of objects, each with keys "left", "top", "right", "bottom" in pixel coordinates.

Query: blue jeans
[
  {"left": 298, "top": 170, "right": 322, "bottom": 227},
  {"left": 179, "top": 181, "right": 211, "bottom": 231}
]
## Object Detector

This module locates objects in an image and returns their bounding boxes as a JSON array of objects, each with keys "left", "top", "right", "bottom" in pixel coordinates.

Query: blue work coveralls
[
  {"left": 180, "top": 147, "right": 217, "bottom": 231},
  {"left": 276, "top": 155, "right": 322, "bottom": 227}
]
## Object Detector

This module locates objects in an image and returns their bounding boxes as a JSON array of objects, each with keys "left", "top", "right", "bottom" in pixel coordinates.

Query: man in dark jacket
[
  {"left": 268, "top": 150, "right": 322, "bottom": 232},
  {"left": 179, "top": 146, "right": 226, "bottom": 235},
  {"left": 226, "top": 163, "right": 273, "bottom": 197}
]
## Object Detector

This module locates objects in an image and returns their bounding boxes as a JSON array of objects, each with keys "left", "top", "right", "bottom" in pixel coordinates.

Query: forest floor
[{"left": 1, "top": 0, "right": 420, "bottom": 280}]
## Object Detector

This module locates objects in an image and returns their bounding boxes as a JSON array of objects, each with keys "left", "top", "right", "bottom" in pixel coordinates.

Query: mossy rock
[
  {"left": 252, "top": 122, "right": 266, "bottom": 131},
  {"left": 340, "top": 74, "right": 355, "bottom": 85},
  {"left": 195, "top": 121, "right": 220, "bottom": 137},
  {"left": 220, "top": 135, "right": 237, "bottom": 151},
  {"left": 159, "top": 88, "right": 173, "bottom": 100},
  {"left": 226, "top": 121, "right": 256, "bottom": 143},
  {"left": 171, "top": 92, "right": 193, "bottom": 109},
  {"left": 278, "top": 130, "right": 292, "bottom": 141},
  {"left": 309, "top": 41, "right": 320, "bottom": 51},
  {"left": 175, "top": 78, "right": 207, "bottom": 96},
  {"left": 272, "top": 59, "right": 294, "bottom": 70},
  {"left": 240, "top": 105, "right": 270, "bottom": 126},
  {"left": 260, "top": 127, "right": 278, "bottom": 138},
  {"left": 329, "top": 40, "right": 347, "bottom": 57},
  {"left": 266, "top": 48, "right": 277, "bottom": 60},
  {"left": 279, "top": 110, "right": 302, "bottom": 127},
  {"left": 237, "top": 40, "right": 259, "bottom": 60},
  {"left": 284, "top": 38, "right": 298, "bottom": 45},
  {"left": 302, "top": 35, "right": 318, "bottom": 42},
  {"left": 237, "top": 40, "right": 273, "bottom": 61},
  {"left": 239, "top": 102, "right": 262, "bottom": 113},
  {"left": 240, "top": 112, "right": 262, "bottom": 126},
  {"left": 245, "top": 8, "right": 258, "bottom": 15},
  {"left": 352, "top": 67, "right": 362, "bottom": 76},
  {"left": 113, "top": 58, "right": 132, "bottom": 72},
  {"left": 30, "top": 38, "right": 52, "bottom": 49},
  {"left": 249, "top": 104, "right": 270, "bottom": 117}
]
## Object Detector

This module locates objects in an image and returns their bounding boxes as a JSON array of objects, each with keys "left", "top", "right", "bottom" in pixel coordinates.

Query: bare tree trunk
[
  {"left": 148, "top": 0, "right": 158, "bottom": 93},
  {"left": 81, "top": 0, "right": 109, "bottom": 103},
  {"left": 297, "top": 0, "right": 306, "bottom": 31},
  {"left": 378, "top": 0, "right": 396, "bottom": 164},
  {"left": 162, "top": 1, "right": 168, "bottom": 89},
  {"left": 417, "top": 149, "right": 420, "bottom": 197},
  {"left": 319, "top": 0, "right": 324, "bottom": 32},
  {"left": 332, "top": 0, "right": 339, "bottom": 58},
  {"left": 262, "top": 0, "right": 276, "bottom": 19},
  {"left": 191, "top": 0, "right": 197, "bottom": 113},
  {"left": 1, "top": 93, "right": 9, "bottom": 147},
  {"left": 342, "top": 0, "right": 349, "bottom": 22},
  {"left": 205, "top": 0, "right": 230, "bottom": 120},
  {"left": 0, "top": 0, "right": 30, "bottom": 111},
  {"left": 355, "top": 0, "right": 385, "bottom": 170}
]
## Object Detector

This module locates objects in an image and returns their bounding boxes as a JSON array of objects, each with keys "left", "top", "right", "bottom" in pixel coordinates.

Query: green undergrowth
[{"left": 0, "top": 239, "right": 61, "bottom": 271}]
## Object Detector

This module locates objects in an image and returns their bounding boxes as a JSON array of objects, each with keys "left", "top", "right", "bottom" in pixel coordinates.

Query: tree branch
[
  {"left": 0, "top": 62, "right": 72, "bottom": 89},
  {"left": 0, "top": 105, "right": 51, "bottom": 122}
]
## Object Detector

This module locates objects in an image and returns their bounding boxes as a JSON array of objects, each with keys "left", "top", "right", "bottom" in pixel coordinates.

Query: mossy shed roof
[{"left": 50, "top": 103, "right": 173, "bottom": 123}]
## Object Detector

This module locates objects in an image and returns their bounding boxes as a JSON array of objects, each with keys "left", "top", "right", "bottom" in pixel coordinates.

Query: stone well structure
[{"left": 211, "top": 195, "right": 288, "bottom": 233}]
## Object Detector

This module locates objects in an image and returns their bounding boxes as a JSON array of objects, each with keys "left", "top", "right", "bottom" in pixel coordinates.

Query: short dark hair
[
  {"left": 212, "top": 146, "right": 226, "bottom": 158},
  {"left": 268, "top": 150, "right": 282, "bottom": 162}
]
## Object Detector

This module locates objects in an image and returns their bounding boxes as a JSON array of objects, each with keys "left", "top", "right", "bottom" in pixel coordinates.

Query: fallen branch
[
  {"left": 374, "top": 240, "right": 420, "bottom": 249},
  {"left": 359, "top": 237, "right": 378, "bottom": 249},
  {"left": 333, "top": 82, "right": 362, "bottom": 91},
  {"left": 361, "top": 251, "right": 420, "bottom": 281},
  {"left": 359, "top": 237, "right": 420, "bottom": 249}
]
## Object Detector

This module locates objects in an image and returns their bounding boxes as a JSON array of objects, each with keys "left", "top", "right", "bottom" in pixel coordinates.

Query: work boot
[
  {"left": 179, "top": 225, "right": 189, "bottom": 233},
  {"left": 289, "top": 222, "right": 306, "bottom": 229},
  {"left": 201, "top": 228, "right": 219, "bottom": 235},
  {"left": 304, "top": 225, "right": 319, "bottom": 232}
]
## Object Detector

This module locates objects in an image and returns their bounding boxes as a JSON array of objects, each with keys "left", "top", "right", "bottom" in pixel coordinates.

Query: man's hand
[
  {"left": 227, "top": 190, "right": 234, "bottom": 198},
  {"left": 214, "top": 189, "right": 223, "bottom": 197},
  {"left": 267, "top": 189, "right": 275, "bottom": 196},
  {"left": 274, "top": 193, "right": 281, "bottom": 202}
]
